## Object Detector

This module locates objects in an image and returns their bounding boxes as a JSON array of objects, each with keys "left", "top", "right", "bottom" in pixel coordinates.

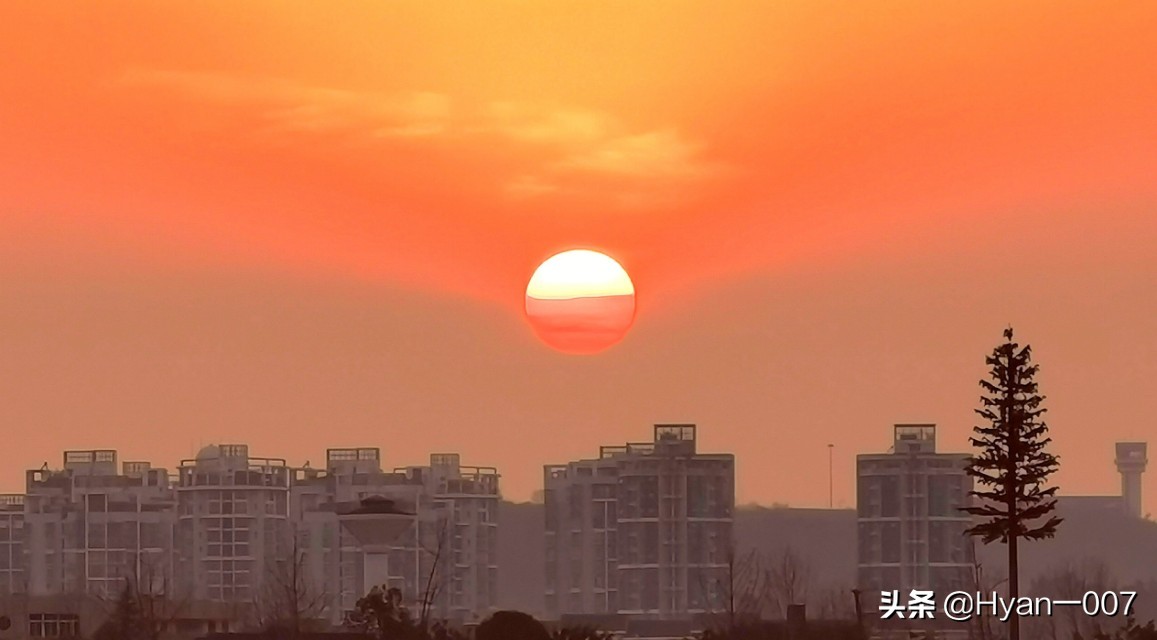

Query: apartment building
[
  {"left": 856, "top": 425, "right": 974, "bottom": 598},
  {"left": 544, "top": 425, "right": 735, "bottom": 621},
  {"left": 175, "top": 444, "right": 292, "bottom": 606},
  {"left": 292, "top": 447, "right": 423, "bottom": 624},
  {"left": 293, "top": 449, "right": 500, "bottom": 625},
  {"left": 0, "top": 494, "right": 24, "bottom": 594},
  {"left": 21, "top": 450, "right": 176, "bottom": 599}
]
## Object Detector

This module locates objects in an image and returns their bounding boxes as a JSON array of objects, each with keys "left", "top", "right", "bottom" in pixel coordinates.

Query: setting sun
[{"left": 525, "top": 250, "right": 636, "bottom": 354}]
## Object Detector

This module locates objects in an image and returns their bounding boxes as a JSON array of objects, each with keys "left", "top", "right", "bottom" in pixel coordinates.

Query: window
[{"left": 30, "top": 613, "right": 80, "bottom": 638}]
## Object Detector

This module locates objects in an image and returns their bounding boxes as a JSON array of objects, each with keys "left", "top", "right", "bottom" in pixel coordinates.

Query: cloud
[
  {"left": 121, "top": 68, "right": 725, "bottom": 208},
  {"left": 121, "top": 69, "right": 451, "bottom": 139},
  {"left": 482, "top": 101, "right": 723, "bottom": 205},
  {"left": 505, "top": 174, "right": 560, "bottom": 198},
  {"left": 486, "top": 102, "right": 610, "bottom": 145},
  {"left": 557, "top": 130, "right": 708, "bottom": 179}
]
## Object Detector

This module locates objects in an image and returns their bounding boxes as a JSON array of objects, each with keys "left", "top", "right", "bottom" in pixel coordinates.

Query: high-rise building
[
  {"left": 293, "top": 447, "right": 422, "bottom": 625},
  {"left": 0, "top": 494, "right": 24, "bottom": 594},
  {"left": 3, "top": 444, "right": 500, "bottom": 629},
  {"left": 544, "top": 425, "right": 735, "bottom": 621},
  {"left": 392, "top": 453, "right": 500, "bottom": 624},
  {"left": 175, "top": 444, "right": 291, "bottom": 606},
  {"left": 856, "top": 425, "right": 973, "bottom": 599},
  {"left": 293, "top": 449, "right": 499, "bottom": 625},
  {"left": 1115, "top": 442, "right": 1148, "bottom": 518},
  {"left": 21, "top": 450, "right": 176, "bottom": 599}
]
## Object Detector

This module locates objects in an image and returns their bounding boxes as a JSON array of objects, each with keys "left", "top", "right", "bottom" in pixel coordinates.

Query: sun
[{"left": 525, "top": 249, "right": 636, "bottom": 354}]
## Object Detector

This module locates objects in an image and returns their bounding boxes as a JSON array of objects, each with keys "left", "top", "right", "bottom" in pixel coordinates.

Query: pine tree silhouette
[{"left": 961, "top": 327, "right": 1063, "bottom": 640}]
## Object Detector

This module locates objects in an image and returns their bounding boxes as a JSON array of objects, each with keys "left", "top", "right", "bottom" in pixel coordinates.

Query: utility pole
[{"left": 827, "top": 444, "right": 835, "bottom": 508}]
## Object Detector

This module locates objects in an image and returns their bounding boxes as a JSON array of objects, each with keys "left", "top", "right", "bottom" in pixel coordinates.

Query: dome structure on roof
[{"left": 195, "top": 444, "right": 221, "bottom": 460}]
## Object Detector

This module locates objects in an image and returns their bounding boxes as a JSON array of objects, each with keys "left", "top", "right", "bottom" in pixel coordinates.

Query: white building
[
  {"left": 0, "top": 494, "right": 24, "bottom": 594},
  {"left": 292, "top": 449, "right": 499, "bottom": 626},
  {"left": 1, "top": 444, "right": 500, "bottom": 631},
  {"left": 21, "top": 450, "right": 176, "bottom": 599},
  {"left": 292, "top": 447, "right": 422, "bottom": 625},
  {"left": 856, "top": 425, "right": 974, "bottom": 598},
  {"left": 544, "top": 425, "right": 735, "bottom": 620},
  {"left": 174, "top": 444, "right": 292, "bottom": 607}
]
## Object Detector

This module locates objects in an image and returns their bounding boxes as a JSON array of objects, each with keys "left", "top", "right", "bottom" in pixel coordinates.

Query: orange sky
[{"left": 1, "top": 1, "right": 1155, "bottom": 508}]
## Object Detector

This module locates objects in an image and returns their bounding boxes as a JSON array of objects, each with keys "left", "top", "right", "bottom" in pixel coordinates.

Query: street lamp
[{"left": 828, "top": 444, "right": 835, "bottom": 508}]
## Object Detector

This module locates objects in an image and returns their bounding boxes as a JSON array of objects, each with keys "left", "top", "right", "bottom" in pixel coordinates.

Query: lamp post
[{"left": 827, "top": 444, "right": 834, "bottom": 508}]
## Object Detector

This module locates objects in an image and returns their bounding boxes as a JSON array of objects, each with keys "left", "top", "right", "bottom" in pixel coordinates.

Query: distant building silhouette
[
  {"left": 543, "top": 424, "right": 735, "bottom": 621},
  {"left": 1116, "top": 442, "right": 1148, "bottom": 518},
  {"left": 1052, "top": 441, "right": 1149, "bottom": 518},
  {"left": 856, "top": 425, "right": 973, "bottom": 600}
]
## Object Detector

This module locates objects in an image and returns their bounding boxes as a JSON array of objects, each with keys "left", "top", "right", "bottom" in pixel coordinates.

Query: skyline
[
  {"left": 2, "top": 1, "right": 1156, "bottom": 508},
  {"left": 0, "top": 422, "right": 1148, "bottom": 516}
]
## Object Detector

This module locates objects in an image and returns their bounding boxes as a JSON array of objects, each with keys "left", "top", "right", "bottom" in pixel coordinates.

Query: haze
[{"left": 1, "top": 1, "right": 1155, "bottom": 509}]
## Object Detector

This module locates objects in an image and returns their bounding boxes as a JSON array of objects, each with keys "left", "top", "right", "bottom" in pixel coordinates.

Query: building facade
[
  {"left": 21, "top": 450, "right": 176, "bottom": 599},
  {"left": 293, "top": 449, "right": 500, "bottom": 626},
  {"left": 0, "top": 494, "right": 24, "bottom": 595},
  {"left": 175, "top": 445, "right": 292, "bottom": 606},
  {"left": 544, "top": 425, "right": 735, "bottom": 621},
  {"left": 0, "top": 444, "right": 500, "bottom": 636},
  {"left": 856, "top": 425, "right": 973, "bottom": 599}
]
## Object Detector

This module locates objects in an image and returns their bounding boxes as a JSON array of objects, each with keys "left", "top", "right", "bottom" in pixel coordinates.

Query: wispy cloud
[
  {"left": 485, "top": 102, "right": 611, "bottom": 145},
  {"left": 557, "top": 130, "right": 708, "bottom": 179},
  {"left": 122, "top": 68, "right": 725, "bottom": 208},
  {"left": 122, "top": 69, "right": 451, "bottom": 139},
  {"left": 482, "top": 101, "right": 722, "bottom": 205}
]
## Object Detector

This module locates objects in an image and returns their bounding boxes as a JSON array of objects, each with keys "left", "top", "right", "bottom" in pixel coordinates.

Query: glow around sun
[{"left": 525, "top": 249, "right": 637, "bottom": 354}]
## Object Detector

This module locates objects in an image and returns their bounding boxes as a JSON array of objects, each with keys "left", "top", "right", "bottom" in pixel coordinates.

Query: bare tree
[
  {"left": 1027, "top": 558, "right": 1115, "bottom": 640},
  {"left": 812, "top": 585, "right": 856, "bottom": 620},
  {"left": 256, "top": 533, "right": 330, "bottom": 637},
  {"left": 966, "top": 539, "right": 1005, "bottom": 640},
  {"left": 416, "top": 512, "right": 451, "bottom": 629},
  {"left": 94, "top": 552, "right": 192, "bottom": 640},
  {"left": 764, "top": 546, "right": 811, "bottom": 619},
  {"left": 699, "top": 547, "right": 767, "bottom": 631}
]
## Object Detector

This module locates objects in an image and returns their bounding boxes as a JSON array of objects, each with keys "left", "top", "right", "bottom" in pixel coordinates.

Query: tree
[
  {"left": 93, "top": 581, "right": 146, "bottom": 640},
  {"left": 811, "top": 585, "right": 856, "bottom": 621},
  {"left": 348, "top": 586, "right": 465, "bottom": 640},
  {"left": 94, "top": 551, "right": 191, "bottom": 640},
  {"left": 698, "top": 547, "right": 767, "bottom": 631},
  {"left": 552, "top": 625, "right": 615, "bottom": 640},
  {"left": 475, "top": 611, "right": 550, "bottom": 640},
  {"left": 416, "top": 511, "right": 452, "bottom": 628},
  {"left": 961, "top": 327, "right": 1063, "bottom": 640},
  {"left": 350, "top": 585, "right": 415, "bottom": 639},
  {"left": 966, "top": 539, "right": 1004, "bottom": 640},
  {"left": 1028, "top": 558, "right": 1114, "bottom": 640},
  {"left": 256, "top": 533, "right": 330, "bottom": 637},
  {"left": 1083, "top": 618, "right": 1157, "bottom": 640},
  {"left": 764, "top": 546, "right": 811, "bottom": 619}
]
